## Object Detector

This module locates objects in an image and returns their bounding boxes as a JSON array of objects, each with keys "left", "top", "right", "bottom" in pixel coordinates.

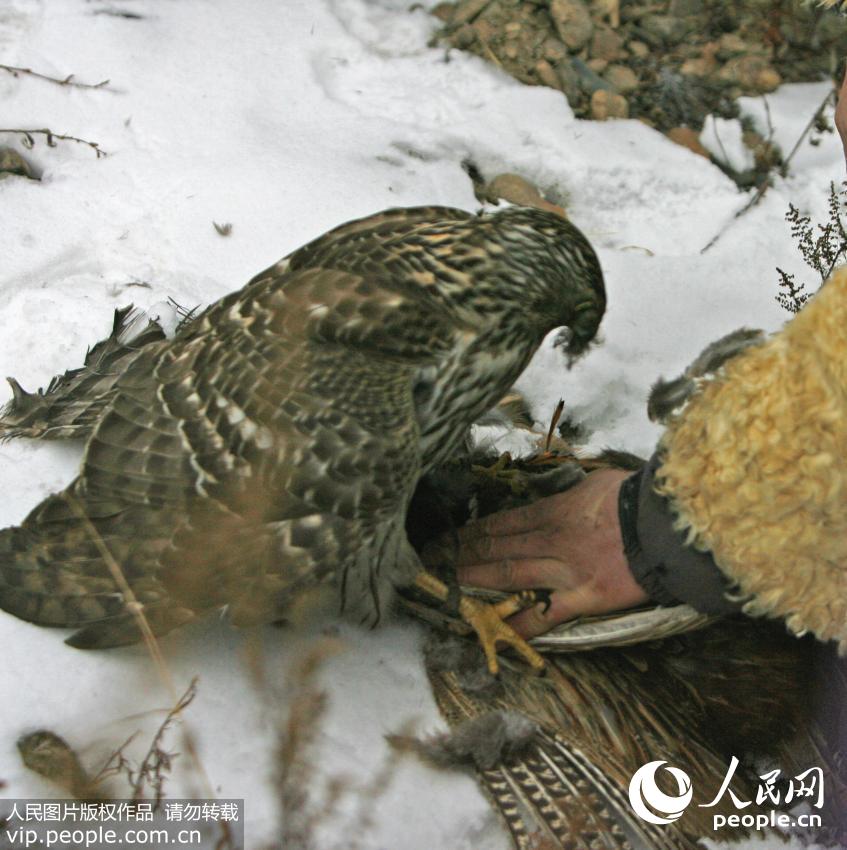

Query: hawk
[{"left": 0, "top": 205, "right": 604, "bottom": 671}]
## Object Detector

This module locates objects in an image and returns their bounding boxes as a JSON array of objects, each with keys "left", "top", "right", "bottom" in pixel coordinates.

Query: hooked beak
[{"left": 553, "top": 299, "right": 604, "bottom": 367}]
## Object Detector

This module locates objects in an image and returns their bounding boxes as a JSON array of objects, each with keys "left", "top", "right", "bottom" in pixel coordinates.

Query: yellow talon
[
  {"left": 413, "top": 571, "right": 546, "bottom": 675},
  {"left": 458, "top": 593, "right": 546, "bottom": 676},
  {"left": 490, "top": 589, "right": 540, "bottom": 620}
]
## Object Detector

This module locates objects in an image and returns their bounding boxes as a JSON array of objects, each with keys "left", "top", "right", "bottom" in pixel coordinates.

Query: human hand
[{"left": 453, "top": 467, "right": 649, "bottom": 638}]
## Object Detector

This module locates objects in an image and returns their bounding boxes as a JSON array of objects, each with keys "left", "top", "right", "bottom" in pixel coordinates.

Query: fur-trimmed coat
[{"left": 655, "top": 266, "right": 847, "bottom": 650}]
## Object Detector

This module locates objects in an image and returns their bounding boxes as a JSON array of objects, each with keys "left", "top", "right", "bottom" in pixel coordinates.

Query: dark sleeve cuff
[{"left": 617, "top": 452, "right": 742, "bottom": 615}]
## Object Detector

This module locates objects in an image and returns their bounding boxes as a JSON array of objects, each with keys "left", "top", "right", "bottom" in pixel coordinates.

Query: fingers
[
  {"left": 454, "top": 527, "right": 554, "bottom": 567},
  {"left": 457, "top": 496, "right": 562, "bottom": 540},
  {"left": 506, "top": 574, "right": 650, "bottom": 639},
  {"left": 457, "top": 557, "right": 569, "bottom": 591}
]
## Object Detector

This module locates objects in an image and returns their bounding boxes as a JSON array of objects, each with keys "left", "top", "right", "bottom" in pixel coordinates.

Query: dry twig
[
  {"left": 270, "top": 639, "right": 409, "bottom": 850},
  {"left": 92, "top": 732, "right": 140, "bottom": 790},
  {"left": 88, "top": 681, "right": 197, "bottom": 805},
  {"left": 700, "top": 87, "right": 837, "bottom": 254},
  {"left": 0, "top": 128, "right": 107, "bottom": 157},
  {"left": 0, "top": 63, "right": 110, "bottom": 89},
  {"left": 131, "top": 680, "right": 198, "bottom": 804},
  {"left": 277, "top": 641, "right": 341, "bottom": 850}
]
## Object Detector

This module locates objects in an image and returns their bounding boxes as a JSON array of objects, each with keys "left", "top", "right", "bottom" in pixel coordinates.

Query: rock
[
  {"left": 550, "top": 0, "right": 593, "bottom": 51},
  {"left": 520, "top": 26, "right": 546, "bottom": 56},
  {"left": 680, "top": 56, "right": 716, "bottom": 77},
  {"left": 0, "top": 148, "right": 34, "bottom": 179},
  {"left": 472, "top": 17, "right": 494, "bottom": 43},
  {"left": 757, "top": 62, "right": 782, "bottom": 84},
  {"left": 571, "top": 57, "right": 614, "bottom": 93},
  {"left": 590, "top": 26, "right": 623, "bottom": 61},
  {"left": 816, "top": 12, "right": 847, "bottom": 44},
  {"left": 675, "top": 43, "right": 701, "bottom": 60},
  {"left": 669, "top": 0, "right": 702, "bottom": 14},
  {"left": 453, "top": 24, "right": 476, "bottom": 48},
  {"left": 627, "top": 40, "right": 649, "bottom": 58},
  {"left": 535, "top": 59, "right": 561, "bottom": 90},
  {"left": 542, "top": 37, "right": 569, "bottom": 63},
  {"left": 717, "top": 32, "right": 749, "bottom": 57},
  {"left": 435, "top": 0, "right": 830, "bottom": 141},
  {"left": 604, "top": 63, "right": 638, "bottom": 93},
  {"left": 556, "top": 60, "right": 582, "bottom": 102},
  {"left": 640, "top": 14, "right": 688, "bottom": 44},
  {"left": 590, "top": 0, "right": 620, "bottom": 27},
  {"left": 628, "top": 24, "right": 663, "bottom": 49},
  {"left": 450, "top": 0, "right": 492, "bottom": 27},
  {"left": 431, "top": 2, "right": 455, "bottom": 23},
  {"left": 683, "top": 40, "right": 720, "bottom": 75},
  {"left": 742, "top": 129, "right": 781, "bottom": 170},
  {"left": 486, "top": 173, "right": 567, "bottom": 217},
  {"left": 667, "top": 127, "right": 710, "bottom": 158},
  {"left": 619, "top": 4, "right": 647, "bottom": 23},
  {"left": 590, "top": 89, "right": 628, "bottom": 120},
  {"left": 718, "top": 55, "right": 781, "bottom": 93}
]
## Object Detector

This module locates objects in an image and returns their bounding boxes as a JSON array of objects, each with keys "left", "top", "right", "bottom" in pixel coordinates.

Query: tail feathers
[
  {"left": 0, "top": 306, "right": 166, "bottom": 441},
  {"left": 0, "top": 537, "right": 126, "bottom": 628},
  {"left": 64, "top": 603, "right": 195, "bottom": 649},
  {"left": 0, "top": 538, "right": 192, "bottom": 648},
  {"left": 508, "top": 730, "right": 692, "bottom": 850},
  {"left": 0, "top": 487, "right": 279, "bottom": 648},
  {"left": 0, "top": 504, "right": 188, "bottom": 648},
  {"left": 426, "top": 665, "right": 695, "bottom": 850}
]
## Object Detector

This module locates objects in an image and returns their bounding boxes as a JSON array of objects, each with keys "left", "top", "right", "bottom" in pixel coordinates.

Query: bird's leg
[{"left": 412, "top": 571, "right": 546, "bottom": 675}]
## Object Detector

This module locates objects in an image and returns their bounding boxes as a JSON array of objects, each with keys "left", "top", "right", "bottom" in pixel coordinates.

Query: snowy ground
[{"left": 0, "top": 0, "right": 842, "bottom": 848}]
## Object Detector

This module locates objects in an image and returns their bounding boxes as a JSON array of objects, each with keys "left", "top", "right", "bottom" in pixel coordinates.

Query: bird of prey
[{"left": 0, "top": 205, "right": 605, "bottom": 671}]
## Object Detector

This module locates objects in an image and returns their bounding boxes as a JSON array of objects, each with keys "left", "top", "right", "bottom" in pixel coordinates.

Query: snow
[
  {"left": 699, "top": 115, "right": 755, "bottom": 173},
  {"left": 0, "top": 0, "right": 841, "bottom": 848}
]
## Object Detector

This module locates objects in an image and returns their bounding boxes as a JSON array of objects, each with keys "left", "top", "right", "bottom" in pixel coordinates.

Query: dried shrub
[{"left": 776, "top": 181, "right": 847, "bottom": 313}]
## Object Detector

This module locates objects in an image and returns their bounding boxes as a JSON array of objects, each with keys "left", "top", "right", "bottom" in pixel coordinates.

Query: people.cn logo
[{"left": 628, "top": 761, "right": 694, "bottom": 825}]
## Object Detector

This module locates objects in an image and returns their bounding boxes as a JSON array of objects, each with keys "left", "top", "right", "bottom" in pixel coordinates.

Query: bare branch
[
  {"left": 762, "top": 94, "right": 775, "bottom": 146},
  {"left": 780, "top": 88, "right": 837, "bottom": 174},
  {"left": 91, "top": 731, "right": 140, "bottom": 789},
  {"left": 701, "top": 86, "right": 836, "bottom": 254},
  {"left": 0, "top": 63, "right": 109, "bottom": 89},
  {"left": 130, "top": 679, "right": 198, "bottom": 805},
  {"left": 0, "top": 128, "right": 107, "bottom": 157}
]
